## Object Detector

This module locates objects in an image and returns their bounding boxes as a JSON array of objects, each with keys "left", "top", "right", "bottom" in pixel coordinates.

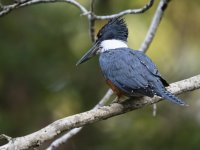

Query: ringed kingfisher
[{"left": 76, "top": 18, "right": 187, "bottom": 106}]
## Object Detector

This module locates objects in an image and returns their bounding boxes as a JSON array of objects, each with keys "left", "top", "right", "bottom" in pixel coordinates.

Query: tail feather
[{"left": 157, "top": 89, "right": 188, "bottom": 106}]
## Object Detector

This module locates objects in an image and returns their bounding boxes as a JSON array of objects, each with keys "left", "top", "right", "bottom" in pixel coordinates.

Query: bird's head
[{"left": 76, "top": 17, "right": 128, "bottom": 65}]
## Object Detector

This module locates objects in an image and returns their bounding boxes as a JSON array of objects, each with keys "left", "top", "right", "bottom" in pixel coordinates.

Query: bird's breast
[{"left": 106, "top": 79, "right": 125, "bottom": 98}]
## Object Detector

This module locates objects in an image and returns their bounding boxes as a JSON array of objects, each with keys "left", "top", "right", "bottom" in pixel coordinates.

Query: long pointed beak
[{"left": 76, "top": 41, "right": 99, "bottom": 66}]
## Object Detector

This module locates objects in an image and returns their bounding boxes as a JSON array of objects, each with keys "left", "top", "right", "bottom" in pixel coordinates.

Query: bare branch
[
  {"left": 46, "top": 89, "right": 113, "bottom": 150},
  {"left": 88, "top": 0, "right": 96, "bottom": 42},
  {"left": 152, "top": 103, "right": 157, "bottom": 117},
  {"left": 94, "top": 0, "right": 154, "bottom": 20},
  {"left": 47, "top": 128, "right": 82, "bottom": 150},
  {"left": 90, "top": 0, "right": 95, "bottom": 13},
  {"left": 1, "top": 75, "right": 200, "bottom": 150},
  {"left": 0, "top": 0, "right": 88, "bottom": 17},
  {"left": 88, "top": 16, "right": 96, "bottom": 42},
  {"left": 140, "top": 0, "right": 170, "bottom": 52},
  {"left": 0, "top": 1, "right": 3, "bottom": 9}
]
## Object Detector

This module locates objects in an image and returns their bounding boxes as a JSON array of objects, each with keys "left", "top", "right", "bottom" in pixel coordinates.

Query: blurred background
[{"left": 0, "top": 0, "right": 200, "bottom": 149}]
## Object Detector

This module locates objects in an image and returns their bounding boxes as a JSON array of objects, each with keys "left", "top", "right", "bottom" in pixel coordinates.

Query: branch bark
[{"left": 1, "top": 75, "right": 200, "bottom": 150}]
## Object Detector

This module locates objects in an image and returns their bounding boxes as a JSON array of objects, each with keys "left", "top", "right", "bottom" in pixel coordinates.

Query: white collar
[{"left": 99, "top": 39, "right": 128, "bottom": 53}]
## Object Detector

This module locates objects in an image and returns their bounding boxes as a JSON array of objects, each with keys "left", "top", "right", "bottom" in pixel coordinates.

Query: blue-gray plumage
[
  {"left": 77, "top": 17, "right": 187, "bottom": 106},
  {"left": 99, "top": 48, "right": 186, "bottom": 105}
]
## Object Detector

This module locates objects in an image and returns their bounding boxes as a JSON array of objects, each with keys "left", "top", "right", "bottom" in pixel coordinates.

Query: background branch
[
  {"left": 94, "top": 0, "right": 154, "bottom": 20},
  {"left": 88, "top": 0, "right": 96, "bottom": 42},
  {"left": 0, "top": 0, "right": 88, "bottom": 17},
  {"left": 0, "top": 0, "right": 154, "bottom": 18},
  {"left": 140, "top": 0, "right": 170, "bottom": 52},
  {"left": 0, "top": 74, "right": 200, "bottom": 150}
]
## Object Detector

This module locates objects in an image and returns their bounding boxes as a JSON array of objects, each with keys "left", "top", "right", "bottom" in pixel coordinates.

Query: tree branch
[
  {"left": 140, "top": 0, "right": 170, "bottom": 52},
  {"left": 0, "top": 75, "right": 200, "bottom": 150},
  {"left": 88, "top": 0, "right": 96, "bottom": 42},
  {"left": 94, "top": 0, "right": 154, "bottom": 20},
  {"left": 0, "top": 0, "right": 88, "bottom": 17}
]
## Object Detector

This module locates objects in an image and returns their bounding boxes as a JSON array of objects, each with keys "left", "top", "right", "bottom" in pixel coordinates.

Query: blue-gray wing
[
  {"left": 134, "top": 50, "right": 169, "bottom": 86},
  {"left": 99, "top": 48, "right": 167, "bottom": 97}
]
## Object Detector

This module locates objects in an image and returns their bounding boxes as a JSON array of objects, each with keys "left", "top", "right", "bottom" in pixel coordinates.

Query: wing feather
[{"left": 99, "top": 48, "right": 162, "bottom": 97}]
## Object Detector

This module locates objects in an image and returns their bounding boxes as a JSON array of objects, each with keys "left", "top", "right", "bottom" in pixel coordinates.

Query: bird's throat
[{"left": 99, "top": 39, "right": 128, "bottom": 53}]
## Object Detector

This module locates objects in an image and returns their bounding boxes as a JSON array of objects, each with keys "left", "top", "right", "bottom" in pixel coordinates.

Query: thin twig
[
  {"left": 0, "top": 0, "right": 88, "bottom": 17},
  {"left": 46, "top": 127, "right": 82, "bottom": 150},
  {"left": 88, "top": 0, "right": 96, "bottom": 42},
  {"left": 1, "top": 75, "right": 200, "bottom": 150},
  {"left": 46, "top": 89, "right": 113, "bottom": 150},
  {"left": 152, "top": 103, "right": 157, "bottom": 117},
  {"left": 88, "top": 16, "right": 96, "bottom": 42},
  {"left": 140, "top": 0, "right": 170, "bottom": 52},
  {"left": 0, "top": 0, "right": 3, "bottom": 10},
  {"left": 94, "top": 0, "right": 154, "bottom": 20},
  {"left": 90, "top": 0, "right": 95, "bottom": 13}
]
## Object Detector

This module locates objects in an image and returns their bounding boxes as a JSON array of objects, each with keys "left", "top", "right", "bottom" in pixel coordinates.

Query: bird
[{"left": 76, "top": 17, "right": 187, "bottom": 106}]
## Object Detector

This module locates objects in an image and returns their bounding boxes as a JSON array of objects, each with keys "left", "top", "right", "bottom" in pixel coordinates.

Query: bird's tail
[{"left": 157, "top": 89, "right": 188, "bottom": 106}]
